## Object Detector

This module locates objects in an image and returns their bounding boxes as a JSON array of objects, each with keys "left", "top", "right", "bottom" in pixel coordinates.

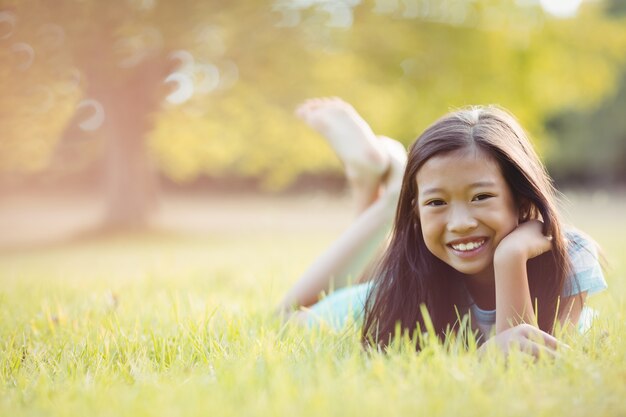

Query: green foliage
[
  {"left": 545, "top": 70, "right": 626, "bottom": 185},
  {"left": 151, "top": 85, "right": 339, "bottom": 189},
  {"left": 2, "top": 0, "right": 626, "bottom": 187},
  {"left": 152, "top": 0, "right": 626, "bottom": 188}
]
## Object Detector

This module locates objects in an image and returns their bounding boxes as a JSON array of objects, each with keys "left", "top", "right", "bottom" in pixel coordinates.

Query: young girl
[{"left": 279, "top": 98, "right": 607, "bottom": 356}]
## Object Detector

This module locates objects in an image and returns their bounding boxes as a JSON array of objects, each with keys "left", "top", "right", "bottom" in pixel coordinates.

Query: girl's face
[{"left": 415, "top": 147, "right": 519, "bottom": 282}]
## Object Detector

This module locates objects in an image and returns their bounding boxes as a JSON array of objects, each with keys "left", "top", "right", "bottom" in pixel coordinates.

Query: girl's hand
[
  {"left": 494, "top": 220, "right": 552, "bottom": 263},
  {"left": 478, "top": 323, "right": 569, "bottom": 359}
]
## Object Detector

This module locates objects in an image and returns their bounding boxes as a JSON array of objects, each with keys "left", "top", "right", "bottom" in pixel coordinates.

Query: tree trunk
[
  {"left": 98, "top": 55, "right": 172, "bottom": 230},
  {"left": 59, "top": 43, "right": 174, "bottom": 230},
  {"left": 101, "top": 114, "right": 159, "bottom": 229}
]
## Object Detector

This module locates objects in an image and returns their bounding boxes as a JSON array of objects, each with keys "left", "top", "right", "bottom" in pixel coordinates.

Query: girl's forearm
[
  {"left": 494, "top": 254, "right": 536, "bottom": 333},
  {"left": 278, "top": 195, "right": 395, "bottom": 312},
  {"left": 492, "top": 220, "right": 553, "bottom": 334}
]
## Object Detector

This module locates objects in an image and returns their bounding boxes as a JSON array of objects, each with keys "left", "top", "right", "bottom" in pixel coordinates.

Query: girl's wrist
[
  {"left": 493, "top": 245, "right": 528, "bottom": 275},
  {"left": 494, "top": 242, "right": 528, "bottom": 265}
]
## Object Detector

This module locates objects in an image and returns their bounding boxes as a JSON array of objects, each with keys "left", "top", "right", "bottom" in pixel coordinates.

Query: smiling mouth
[{"left": 447, "top": 238, "right": 487, "bottom": 252}]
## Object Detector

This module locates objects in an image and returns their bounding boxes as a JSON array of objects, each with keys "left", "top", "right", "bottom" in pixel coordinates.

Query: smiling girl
[{"left": 279, "top": 98, "right": 607, "bottom": 356}]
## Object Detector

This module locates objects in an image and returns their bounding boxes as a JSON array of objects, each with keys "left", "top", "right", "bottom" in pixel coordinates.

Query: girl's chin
[{"left": 458, "top": 266, "right": 494, "bottom": 283}]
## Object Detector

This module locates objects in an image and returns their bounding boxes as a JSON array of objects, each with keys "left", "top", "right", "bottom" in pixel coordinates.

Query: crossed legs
[{"left": 278, "top": 98, "right": 407, "bottom": 315}]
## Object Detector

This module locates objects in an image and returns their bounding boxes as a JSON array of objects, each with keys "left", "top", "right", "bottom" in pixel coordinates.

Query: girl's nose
[{"left": 446, "top": 204, "right": 478, "bottom": 233}]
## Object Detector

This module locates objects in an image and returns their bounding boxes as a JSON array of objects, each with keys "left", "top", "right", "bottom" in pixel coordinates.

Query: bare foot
[{"left": 296, "top": 98, "right": 389, "bottom": 212}]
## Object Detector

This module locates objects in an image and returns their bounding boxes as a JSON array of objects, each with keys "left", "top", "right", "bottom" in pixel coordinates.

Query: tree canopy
[{"left": 2, "top": 0, "right": 626, "bottom": 190}]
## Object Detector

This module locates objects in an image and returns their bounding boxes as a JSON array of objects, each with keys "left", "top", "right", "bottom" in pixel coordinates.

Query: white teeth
[{"left": 451, "top": 239, "right": 485, "bottom": 252}]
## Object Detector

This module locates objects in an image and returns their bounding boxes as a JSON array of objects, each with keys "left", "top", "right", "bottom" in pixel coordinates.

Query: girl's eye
[
  {"left": 426, "top": 199, "right": 446, "bottom": 207},
  {"left": 472, "top": 194, "right": 493, "bottom": 202}
]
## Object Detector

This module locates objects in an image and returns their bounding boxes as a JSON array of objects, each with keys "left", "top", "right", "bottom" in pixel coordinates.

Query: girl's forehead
[{"left": 415, "top": 147, "right": 505, "bottom": 189}]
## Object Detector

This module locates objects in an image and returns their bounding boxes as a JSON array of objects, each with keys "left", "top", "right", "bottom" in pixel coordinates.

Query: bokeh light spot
[
  {"left": 540, "top": 0, "right": 582, "bottom": 18},
  {"left": 194, "top": 63, "right": 220, "bottom": 95},
  {"left": 11, "top": 42, "right": 35, "bottom": 71},
  {"left": 169, "top": 50, "right": 194, "bottom": 71},
  {"left": 320, "top": 2, "right": 355, "bottom": 28},
  {"left": 76, "top": 99, "right": 105, "bottom": 131},
  {"left": 165, "top": 72, "right": 194, "bottom": 105},
  {"left": 0, "top": 10, "right": 16, "bottom": 40}
]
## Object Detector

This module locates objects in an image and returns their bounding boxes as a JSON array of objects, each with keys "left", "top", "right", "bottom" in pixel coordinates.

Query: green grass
[{"left": 1, "top": 194, "right": 625, "bottom": 417}]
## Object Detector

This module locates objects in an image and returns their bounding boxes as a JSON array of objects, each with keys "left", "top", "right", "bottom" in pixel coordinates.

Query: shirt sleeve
[
  {"left": 306, "top": 282, "right": 372, "bottom": 329},
  {"left": 561, "top": 231, "right": 608, "bottom": 298}
]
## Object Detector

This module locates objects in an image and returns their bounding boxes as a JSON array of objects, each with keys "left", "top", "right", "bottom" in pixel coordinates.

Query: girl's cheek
[
  {"left": 498, "top": 218, "right": 520, "bottom": 239},
  {"left": 419, "top": 217, "right": 435, "bottom": 235}
]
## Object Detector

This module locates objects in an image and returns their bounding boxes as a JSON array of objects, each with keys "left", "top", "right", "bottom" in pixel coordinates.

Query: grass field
[{"left": 1, "top": 192, "right": 625, "bottom": 417}]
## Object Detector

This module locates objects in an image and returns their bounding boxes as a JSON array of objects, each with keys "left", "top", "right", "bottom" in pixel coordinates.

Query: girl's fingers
[
  {"left": 526, "top": 326, "right": 570, "bottom": 351},
  {"left": 519, "top": 339, "right": 557, "bottom": 359},
  {"left": 483, "top": 325, "right": 570, "bottom": 359},
  {"left": 527, "top": 327, "right": 558, "bottom": 349}
]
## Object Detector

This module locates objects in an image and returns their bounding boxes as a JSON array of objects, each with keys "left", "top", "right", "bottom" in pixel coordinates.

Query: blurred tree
[
  {"left": 0, "top": 0, "right": 249, "bottom": 228},
  {"left": 151, "top": 0, "right": 626, "bottom": 191},
  {"left": 607, "top": 0, "right": 626, "bottom": 15},
  {"left": 271, "top": 1, "right": 626, "bottom": 154},
  {"left": 545, "top": 70, "right": 626, "bottom": 185},
  {"left": 1, "top": 0, "right": 626, "bottom": 230},
  {"left": 544, "top": 0, "right": 626, "bottom": 186}
]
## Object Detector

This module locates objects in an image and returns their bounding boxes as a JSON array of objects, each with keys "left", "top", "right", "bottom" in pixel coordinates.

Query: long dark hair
[{"left": 361, "top": 106, "right": 572, "bottom": 349}]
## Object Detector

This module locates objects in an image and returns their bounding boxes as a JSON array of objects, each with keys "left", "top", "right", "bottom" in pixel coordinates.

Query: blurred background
[{"left": 1, "top": 0, "right": 625, "bottom": 247}]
